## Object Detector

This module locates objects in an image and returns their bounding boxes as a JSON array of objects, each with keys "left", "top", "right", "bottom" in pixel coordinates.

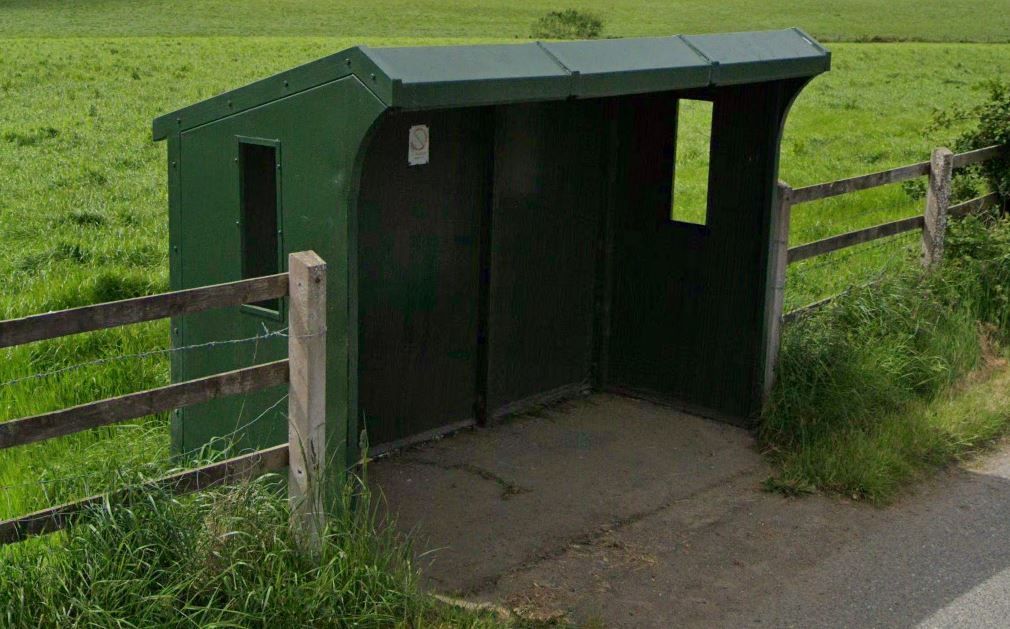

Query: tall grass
[
  {"left": 0, "top": 474, "right": 503, "bottom": 627},
  {"left": 761, "top": 215, "right": 1010, "bottom": 501}
]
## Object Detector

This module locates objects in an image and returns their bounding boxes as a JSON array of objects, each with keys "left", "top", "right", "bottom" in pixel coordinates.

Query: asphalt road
[{"left": 736, "top": 452, "right": 1010, "bottom": 628}]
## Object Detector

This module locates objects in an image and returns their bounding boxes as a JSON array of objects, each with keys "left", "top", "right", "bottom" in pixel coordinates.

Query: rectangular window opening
[
  {"left": 671, "top": 99, "right": 713, "bottom": 226},
  {"left": 239, "top": 141, "right": 281, "bottom": 313}
]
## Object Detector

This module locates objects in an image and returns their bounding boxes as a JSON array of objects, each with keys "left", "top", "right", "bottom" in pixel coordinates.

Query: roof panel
[
  {"left": 153, "top": 29, "right": 830, "bottom": 139},
  {"left": 363, "top": 43, "right": 573, "bottom": 108},
  {"left": 682, "top": 28, "right": 830, "bottom": 85},
  {"left": 540, "top": 37, "right": 711, "bottom": 98}
]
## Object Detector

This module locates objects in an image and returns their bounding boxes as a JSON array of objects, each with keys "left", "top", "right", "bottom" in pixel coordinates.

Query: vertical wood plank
[
  {"left": 288, "top": 250, "right": 327, "bottom": 554},
  {"left": 763, "top": 181, "right": 793, "bottom": 402},
  {"left": 923, "top": 147, "right": 954, "bottom": 269}
]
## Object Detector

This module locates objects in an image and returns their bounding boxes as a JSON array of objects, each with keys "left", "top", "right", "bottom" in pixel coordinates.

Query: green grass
[
  {"left": 5, "top": 0, "right": 1010, "bottom": 42},
  {"left": 0, "top": 474, "right": 508, "bottom": 627},
  {"left": 764, "top": 366, "right": 1010, "bottom": 500},
  {"left": 762, "top": 216, "right": 1010, "bottom": 502}
]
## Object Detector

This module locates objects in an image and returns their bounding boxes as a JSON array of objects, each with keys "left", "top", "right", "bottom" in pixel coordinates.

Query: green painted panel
[
  {"left": 364, "top": 44, "right": 572, "bottom": 109},
  {"left": 604, "top": 83, "right": 804, "bottom": 421},
  {"left": 167, "top": 135, "right": 185, "bottom": 449},
  {"left": 683, "top": 28, "right": 831, "bottom": 85},
  {"left": 172, "top": 75, "right": 385, "bottom": 476},
  {"left": 486, "top": 100, "right": 606, "bottom": 414},
  {"left": 356, "top": 108, "right": 493, "bottom": 446},
  {"left": 153, "top": 54, "right": 355, "bottom": 140}
]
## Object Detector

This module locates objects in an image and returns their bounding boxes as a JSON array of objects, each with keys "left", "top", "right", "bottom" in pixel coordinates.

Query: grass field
[
  {"left": 3, "top": 2, "right": 1010, "bottom": 620},
  {"left": 5, "top": 0, "right": 1010, "bottom": 42}
]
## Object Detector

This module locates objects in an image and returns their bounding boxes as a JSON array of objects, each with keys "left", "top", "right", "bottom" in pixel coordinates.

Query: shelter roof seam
[
  {"left": 677, "top": 35, "right": 719, "bottom": 84},
  {"left": 676, "top": 35, "right": 714, "bottom": 65},
  {"left": 534, "top": 41, "right": 576, "bottom": 75}
]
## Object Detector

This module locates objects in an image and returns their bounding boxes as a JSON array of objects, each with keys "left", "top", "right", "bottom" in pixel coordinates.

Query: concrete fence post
[
  {"left": 287, "top": 250, "right": 327, "bottom": 554},
  {"left": 763, "top": 181, "right": 793, "bottom": 402},
  {"left": 923, "top": 147, "right": 954, "bottom": 269}
]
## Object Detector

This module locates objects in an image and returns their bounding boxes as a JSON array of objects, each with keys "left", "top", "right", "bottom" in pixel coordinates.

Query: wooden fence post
[
  {"left": 763, "top": 181, "right": 793, "bottom": 402},
  {"left": 287, "top": 250, "right": 327, "bottom": 554},
  {"left": 923, "top": 147, "right": 953, "bottom": 269}
]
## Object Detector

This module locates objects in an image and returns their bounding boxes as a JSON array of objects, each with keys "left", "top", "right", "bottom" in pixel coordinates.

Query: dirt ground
[{"left": 370, "top": 393, "right": 1010, "bottom": 627}]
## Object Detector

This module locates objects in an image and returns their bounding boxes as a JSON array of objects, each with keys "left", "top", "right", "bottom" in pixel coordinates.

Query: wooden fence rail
[
  {"left": 788, "top": 161, "right": 930, "bottom": 205},
  {"left": 951, "top": 191, "right": 1001, "bottom": 218},
  {"left": 0, "top": 360, "right": 289, "bottom": 450},
  {"left": 786, "top": 215, "right": 925, "bottom": 264},
  {"left": 0, "top": 274, "right": 288, "bottom": 349},
  {"left": 764, "top": 144, "right": 1006, "bottom": 398},
  {"left": 0, "top": 251, "right": 326, "bottom": 551},
  {"left": 0, "top": 444, "right": 289, "bottom": 545}
]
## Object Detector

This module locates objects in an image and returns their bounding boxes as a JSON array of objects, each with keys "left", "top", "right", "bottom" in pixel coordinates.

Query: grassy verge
[
  {"left": 762, "top": 214, "right": 1010, "bottom": 502},
  {"left": 0, "top": 475, "right": 507, "bottom": 628}
]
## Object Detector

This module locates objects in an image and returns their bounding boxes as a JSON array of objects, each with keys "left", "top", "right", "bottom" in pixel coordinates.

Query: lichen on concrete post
[{"left": 923, "top": 147, "right": 954, "bottom": 269}]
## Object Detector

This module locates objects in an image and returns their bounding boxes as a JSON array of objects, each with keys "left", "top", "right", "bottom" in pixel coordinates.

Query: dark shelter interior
[{"left": 354, "top": 34, "right": 829, "bottom": 448}]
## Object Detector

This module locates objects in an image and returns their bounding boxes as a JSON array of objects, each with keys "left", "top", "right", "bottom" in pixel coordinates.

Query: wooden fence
[
  {"left": 0, "top": 251, "right": 327, "bottom": 551},
  {"left": 1, "top": 147, "right": 1006, "bottom": 542},
  {"left": 765, "top": 144, "right": 1006, "bottom": 394}
]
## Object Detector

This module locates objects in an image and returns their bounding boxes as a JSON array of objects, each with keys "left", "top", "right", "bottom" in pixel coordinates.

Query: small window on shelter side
[{"left": 671, "top": 99, "right": 713, "bottom": 226}]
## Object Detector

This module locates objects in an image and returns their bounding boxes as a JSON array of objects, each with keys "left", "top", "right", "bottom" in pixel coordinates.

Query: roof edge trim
[{"left": 153, "top": 49, "right": 364, "bottom": 140}]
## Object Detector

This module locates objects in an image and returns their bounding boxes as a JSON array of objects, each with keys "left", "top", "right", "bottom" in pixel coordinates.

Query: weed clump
[
  {"left": 1, "top": 126, "right": 58, "bottom": 147},
  {"left": 90, "top": 270, "right": 160, "bottom": 302},
  {"left": 532, "top": 9, "right": 603, "bottom": 40},
  {"left": 66, "top": 210, "right": 107, "bottom": 227}
]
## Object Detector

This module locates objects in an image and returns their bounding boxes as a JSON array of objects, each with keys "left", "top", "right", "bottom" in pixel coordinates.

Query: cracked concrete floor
[
  {"left": 369, "top": 394, "right": 763, "bottom": 611},
  {"left": 370, "top": 393, "right": 1010, "bottom": 627}
]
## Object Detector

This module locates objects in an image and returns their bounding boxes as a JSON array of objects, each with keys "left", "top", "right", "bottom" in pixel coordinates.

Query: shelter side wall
[
  {"left": 356, "top": 108, "right": 494, "bottom": 446},
  {"left": 170, "top": 77, "right": 385, "bottom": 477},
  {"left": 485, "top": 100, "right": 608, "bottom": 416},
  {"left": 605, "top": 84, "right": 791, "bottom": 421}
]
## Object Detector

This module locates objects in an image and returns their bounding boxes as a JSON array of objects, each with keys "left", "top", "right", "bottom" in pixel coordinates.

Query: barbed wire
[
  {"left": 785, "top": 230, "right": 922, "bottom": 316},
  {"left": 231, "top": 328, "right": 266, "bottom": 444},
  {"left": 0, "top": 326, "right": 323, "bottom": 390},
  {"left": 0, "top": 316, "right": 326, "bottom": 501},
  {"left": 0, "top": 392, "right": 289, "bottom": 498}
]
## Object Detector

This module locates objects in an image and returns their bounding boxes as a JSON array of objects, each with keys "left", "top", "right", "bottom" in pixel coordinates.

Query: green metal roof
[{"left": 153, "top": 28, "right": 829, "bottom": 140}]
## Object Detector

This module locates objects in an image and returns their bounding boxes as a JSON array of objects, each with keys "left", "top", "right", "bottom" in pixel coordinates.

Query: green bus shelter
[{"left": 154, "top": 28, "right": 830, "bottom": 470}]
